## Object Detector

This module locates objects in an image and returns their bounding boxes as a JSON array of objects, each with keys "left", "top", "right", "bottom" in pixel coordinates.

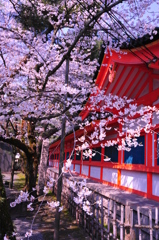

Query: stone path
[{"left": 2, "top": 172, "right": 90, "bottom": 240}]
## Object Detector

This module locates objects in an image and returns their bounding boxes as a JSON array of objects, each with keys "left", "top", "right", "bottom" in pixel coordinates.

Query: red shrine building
[{"left": 49, "top": 37, "right": 159, "bottom": 201}]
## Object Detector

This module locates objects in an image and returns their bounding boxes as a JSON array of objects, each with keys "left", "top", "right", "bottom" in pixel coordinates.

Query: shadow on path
[{"left": 2, "top": 172, "right": 90, "bottom": 240}]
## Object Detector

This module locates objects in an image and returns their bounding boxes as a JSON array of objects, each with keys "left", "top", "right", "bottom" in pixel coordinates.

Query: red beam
[
  {"left": 136, "top": 87, "right": 159, "bottom": 105},
  {"left": 109, "top": 40, "right": 159, "bottom": 65},
  {"left": 96, "top": 54, "right": 111, "bottom": 88},
  {"left": 152, "top": 73, "right": 159, "bottom": 80}
]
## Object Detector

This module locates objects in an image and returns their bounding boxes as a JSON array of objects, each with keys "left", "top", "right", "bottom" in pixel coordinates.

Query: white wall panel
[
  {"left": 152, "top": 112, "right": 159, "bottom": 125},
  {"left": 146, "top": 134, "right": 148, "bottom": 166},
  {"left": 152, "top": 174, "right": 159, "bottom": 197},
  {"left": 70, "top": 164, "right": 73, "bottom": 171},
  {"left": 82, "top": 165, "right": 89, "bottom": 176},
  {"left": 90, "top": 166, "right": 101, "bottom": 179},
  {"left": 103, "top": 168, "right": 118, "bottom": 184},
  {"left": 152, "top": 133, "right": 154, "bottom": 167},
  {"left": 75, "top": 164, "right": 80, "bottom": 173},
  {"left": 121, "top": 170, "right": 147, "bottom": 193},
  {"left": 49, "top": 161, "right": 53, "bottom": 167}
]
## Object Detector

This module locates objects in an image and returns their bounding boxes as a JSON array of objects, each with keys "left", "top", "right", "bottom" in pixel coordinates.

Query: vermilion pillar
[{"left": 147, "top": 133, "right": 153, "bottom": 198}]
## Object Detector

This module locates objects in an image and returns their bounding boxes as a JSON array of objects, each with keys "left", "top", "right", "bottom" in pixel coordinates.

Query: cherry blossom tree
[{"left": 0, "top": 0, "right": 159, "bottom": 239}]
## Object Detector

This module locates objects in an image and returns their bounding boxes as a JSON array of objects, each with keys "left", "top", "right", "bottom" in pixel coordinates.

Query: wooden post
[
  {"left": 96, "top": 194, "right": 99, "bottom": 240},
  {"left": 155, "top": 207, "right": 158, "bottom": 240},
  {"left": 137, "top": 207, "right": 142, "bottom": 240},
  {"left": 107, "top": 199, "right": 110, "bottom": 240},
  {"left": 149, "top": 209, "right": 153, "bottom": 240},
  {"left": 120, "top": 205, "right": 124, "bottom": 240},
  {"left": 125, "top": 205, "right": 131, "bottom": 240},
  {"left": 92, "top": 194, "right": 95, "bottom": 240},
  {"left": 113, "top": 201, "right": 117, "bottom": 239},
  {"left": 100, "top": 197, "right": 104, "bottom": 240},
  {"left": 130, "top": 208, "right": 136, "bottom": 240},
  {"left": 54, "top": 57, "right": 69, "bottom": 240}
]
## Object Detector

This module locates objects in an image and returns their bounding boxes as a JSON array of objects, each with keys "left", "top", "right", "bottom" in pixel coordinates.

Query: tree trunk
[
  {"left": 27, "top": 121, "right": 39, "bottom": 192},
  {"left": 23, "top": 154, "right": 35, "bottom": 192},
  {"left": 54, "top": 57, "right": 69, "bottom": 240},
  {"left": 9, "top": 149, "right": 15, "bottom": 189},
  {"left": 54, "top": 117, "right": 66, "bottom": 240},
  {"left": 0, "top": 134, "right": 38, "bottom": 192}
]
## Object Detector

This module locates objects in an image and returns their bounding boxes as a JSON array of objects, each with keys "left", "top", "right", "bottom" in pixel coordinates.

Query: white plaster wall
[
  {"left": 70, "top": 164, "right": 73, "bottom": 171},
  {"left": 75, "top": 164, "right": 80, "bottom": 173},
  {"left": 146, "top": 134, "right": 148, "bottom": 166},
  {"left": 121, "top": 170, "right": 147, "bottom": 192},
  {"left": 152, "top": 133, "right": 154, "bottom": 167},
  {"left": 49, "top": 161, "right": 53, "bottom": 167},
  {"left": 82, "top": 165, "right": 89, "bottom": 176},
  {"left": 90, "top": 166, "right": 101, "bottom": 179},
  {"left": 152, "top": 112, "right": 159, "bottom": 125},
  {"left": 152, "top": 174, "right": 159, "bottom": 197},
  {"left": 103, "top": 168, "right": 118, "bottom": 184}
]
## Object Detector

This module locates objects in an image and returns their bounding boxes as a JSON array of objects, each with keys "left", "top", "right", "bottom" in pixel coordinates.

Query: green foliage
[
  {"left": 0, "top": 169, "right": 15, "bottom": 240},
  {"left": 15, "top": 2, "right": 53, "bottom": 33},
  {"left": 63, "top": 208, "right": 72, "bottom": 221},
  {"left": 90, "top": 40, "right": 103, "bottom": 61},
  {"left": 46, "top": 190, "right": 56, "bottom": 198}
]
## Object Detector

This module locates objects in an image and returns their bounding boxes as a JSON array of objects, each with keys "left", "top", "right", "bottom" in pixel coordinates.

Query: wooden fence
[{"left": 48, "top": 171, "right": 159, "bottom": 240}]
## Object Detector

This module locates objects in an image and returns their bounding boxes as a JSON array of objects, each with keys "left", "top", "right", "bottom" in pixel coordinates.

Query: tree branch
[
  {"left": 0, "top": 136, "right": 34, "bottom": 157},
  {"left": 42, "top": 0, "right": 126, "bottom": 91}
]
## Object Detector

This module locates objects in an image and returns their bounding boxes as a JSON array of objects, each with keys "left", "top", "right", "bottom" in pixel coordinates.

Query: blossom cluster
[
  {"left": 10, "top": 190, "right": 30, "bottom": 207},
  {"left": 67, "top": 178, "right": 101, "bottom": 216},
  {"left": 77, "top": 93, "right": 159, "bottom": 155},
  {"left": 0, "top": 0, "right": 158, "bottom": 143}
]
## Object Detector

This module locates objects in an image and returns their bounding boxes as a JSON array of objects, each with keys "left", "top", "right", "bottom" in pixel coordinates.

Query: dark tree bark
[
  {"left": 54, "top": 57, "right": 69, "bottom": 240},
  {"left": 54, "top": 117, "right": 66, "bottom": 240},
  {"left": 27, "top": 121, "right": 39, "bottom": 190},
  {"left": 9, "top": 148, "right": 15, "bottom": 189},
  {"left": 0, "top": 134, "right": 38, "bottom": 192}
]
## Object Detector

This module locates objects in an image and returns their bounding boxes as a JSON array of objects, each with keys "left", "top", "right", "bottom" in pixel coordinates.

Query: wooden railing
[{"left": 47, "top": 169, "right": 159, "bottom": 240}]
